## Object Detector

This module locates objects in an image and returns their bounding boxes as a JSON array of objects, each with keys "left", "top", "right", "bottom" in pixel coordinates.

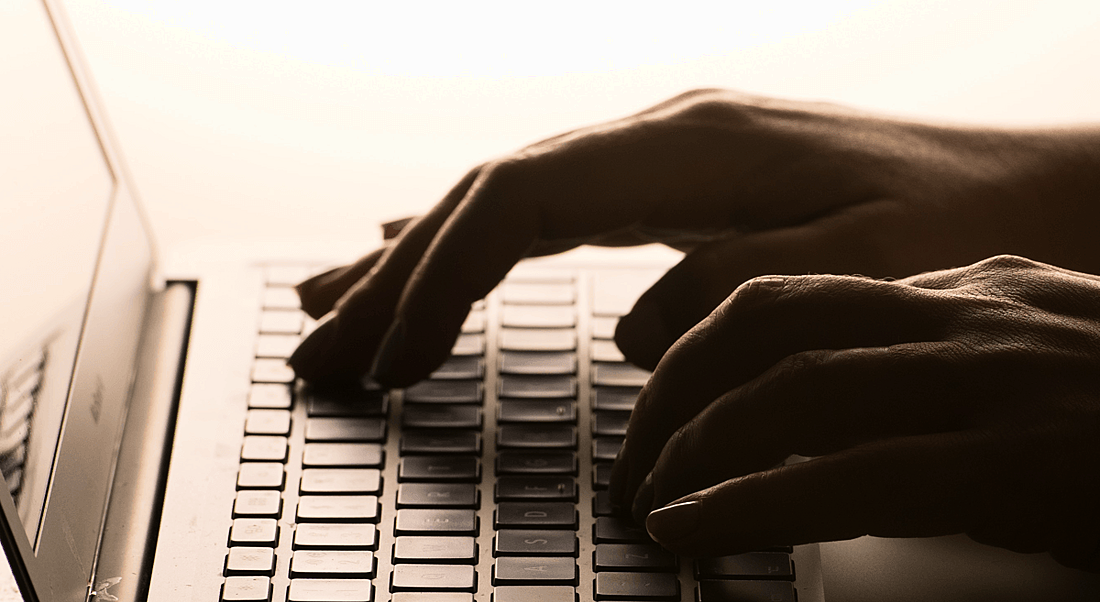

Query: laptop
[{"left": 3, "top": 0, "right": 1100, "bottom": 600}]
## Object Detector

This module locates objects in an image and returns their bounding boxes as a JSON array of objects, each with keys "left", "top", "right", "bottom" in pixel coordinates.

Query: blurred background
[{"left": 60, "top": 0, "right": 1100, "bottom": 255}]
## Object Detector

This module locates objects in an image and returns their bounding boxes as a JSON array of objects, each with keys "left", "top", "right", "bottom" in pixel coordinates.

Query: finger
[
  {"left": 643, "top": 432, "right": 982, "bottom": 557},
  {"left": 610, "top": 272, "right": 944, "bottom": 510},
  {"left": 288, "top": 167, "right": 482, "bottom": 382},
  {"left": 634, "top": 342, "right": 971, "bottom": 522},
  {"left": 296, "top": 246, "right": 388, "bottom": 319}
]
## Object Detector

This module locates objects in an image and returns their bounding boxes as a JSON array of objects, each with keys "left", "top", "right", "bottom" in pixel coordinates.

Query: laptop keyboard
[{"left": 220, "top": 265, "right": 798, "bottom": 602}]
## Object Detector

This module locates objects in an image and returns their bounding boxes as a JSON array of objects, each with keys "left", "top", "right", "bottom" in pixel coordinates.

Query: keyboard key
[
  {"left": 590, "top": 316, "right": 618, "bottom": 340},
  {"left": 499, "top": 351, "right": 577, "bottom": 375},
  {"left": 225, "top": 547, "right": 276, "bottom": 577},
  {"left": 300, "top": 468, "right": 381, "bottom": 495},
  {"left": 397, "top": 483, "right": 479, "bottom": 508},
  {"left": 290, "top": 551, "right": 375, "bottom": 578},
  {"left": 451, "top": 333, "right": 486, "bottom": 356},
  {"left": 592, "top": 412, "right": 630, "bottom": 437},
  {"left": 395, "top": 509, "right": 479, "bottom": 536},
  {"left": 590, "top": 340, "right": 625, "bottom": 363},
  {"left": 402, "top": 405, "right": 482, "bottom": 430},
  {"left": 262, "top": 286, "right": 301, "bottom": 309},
  {"left": 222, "top": 576, "right": 271, "bottom": 601},
  {"left": 237, "top": 463, "right": 285, "bottom": 490},
  {"left": 500, "top": 329, "right": 576, "bottom": 352},
  {"left": 461, "top": 310, "right": 486, "bottom": 334},
  {"left": 251, "top": 359, "right": 295, "bottom": 384},
  {"left": 229, "top": 518, "right": 279, "bottom": 547},
  {"left": 296, "top": 495, "right": 380, "bottom": 522},
  {"left": 430, "top": 356, "right": 485, "bottom": 380},
  {"left": 592, "top": 363, "right": 650, "bottom": 388},
  {"left": 497, "top": 451, "right": 577, "bottom": 476},
  {"left": 399, "top": 456, "right": 481, "bottom": 482},
  {"left": 392, "top": 595, "right": 472, "bottom": 602},
  {"left": 259, "top": 310, "right": 304, "bottom": 334},
  {"left": 302, "top": 443, "right": 384, "bottom": 468},
  {"left": 248, "top": 384, "right": 292, "bottom": 409},
  {"left": 405, "top": 380, "right": 483, "bottom": 404},
  {"left": 234, "top": 490, "right": 282, "bottom": 518},
  {"left": 501, "top": 305, "right": 576, "bottom": 328},
  {"left": 497, "top": 425, "right": 576, "bottom": 450},
  {"left": 305, "top": 390, "right": 388, "bottom": 417},
  {"left": 501, "top": 283, "right": 575, "bottom": 305},
  {"left": 693, "top": 553, "right": 794, "bottom": 580},
  {"left": 592, "top": 491, "right": 615, "bottom": 517},
  {"left": 493, "top": 557, "right": 577, "bottom": 586},
  {"left": 495, "top": 502, "right": 577, "bottom": 529},
  {"left": 495, "top": 476, "right": 577, "bottom": 502},
  {"left": 265, "top": 265, "right": 309, "bottom": 286},
  {"left": 287, "top": 579, "right": 373, "bottom": 602},
  {"left": 499, "top": 375, "right": 577, "bottom": 399},
  {"left": 592, "top": 437, "right": 623, "bottom": 462},
  {"left": 593, "top": 517, "right": 652, "bottom": 543},
  {"left": 245, "top": 410, "right": 291, "bottom": 436},
  {"left": 400, "top": 430, "right": 482, "bottom": 455},
  {"left": 293, "top": 523, "right": 377, "bottom": 550},
  {"left": 494, "top": 530, "right": 577, "bottom": 557},
  {"left": 305, "top": 418, "right": 386, "bottom": 442},
  {"left": 696, "top": 580, "right": 796, "bottom": 602},
  {"left": 593, "top": 463, "right": 612, "bottom": 489},
  {"left": 594, "top": 544, "right": 678, "bottom": 572},
  {"left": 255, "top": 334, "right": 300, "bottom": 359},
  {"left": 391, "top": 564, "right": 477, "bottom": 592},
  {"left": 498, "top": 400, "right": 577, "bottom": 424},
  {"left": 592, "top": 387, "right": 640, "bottom": 412},
  {"left": 394, "top": 536, "right": 478, "bottom": 564},
  {"left": 493, "top": 586, "right": 575, "bottom": 602},
  {"left": 241, "top": 436, "right": 289, "bottom": 462},
  {"left": 594, "top": 572, "right": 679, "bottom": 601}
]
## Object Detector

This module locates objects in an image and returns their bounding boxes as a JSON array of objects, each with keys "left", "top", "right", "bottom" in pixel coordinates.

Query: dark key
[
  {"left": 229, "top": 519, "right": 279, "bottom": 547},
  {"left": 391, "top": 564, "right": 477, "bottom": 592},
  {"left": 498, "top": 400, "right": 577, "bottom": 424},
  {"left": 402, "top": 404, "right": 482, "bottom": 430},
  {"left": 495, "top": 476, "right": 577, "bottom": 502},
  {"left": 592, "top": 363, "right": 651, "bottom": 388},
  {"left": 499, "top": 375, "right": 577, "bottom": 399},
  {"left": 393, "top": 536, "right": 478, "bottom": 564},
  {"left": 592, "top": 463, "right": 612, "bottom": 489},
  {"left": 430, "top": 356, "right": 485, "bottom": 380},
  {"left": 594, "top": 572, "right": 679, "bottom": 600},
  {"left": 592, "top": 387, "right": 640, "bottom": 412},
  {"left": 501, "top": 305, "right": 576, "bottom": 328},
  {"left": 592, "top": 491, "right": 615, "bottom": 517},
  {"left": 233, "top": 490, "right": 282, "bottom": 518},
  {"left": 395, "top": 509, "right": 479, "bottom": 536},
  {"left": 495, "top": 502, "right": 577, "bottom": 529},
  {"left": 302, "top": 443, "right": 383, "bottom": 467},
  {"left": 500, "top": 328, "right": 576, "bottom": 352},
  {"left": 305, "top": 418, "right": 386, "bottom": 442},
  {"left": 697, "top": 580, "right": 796, "bottom": 602},
  {"left": 286, "top": 579, "right": 373, "bottom": 602},
  {"left": 296, "top": 495, "right": 379, "bottom": 523},
  {"left": 293, "top": 523, "right": 377, "bottom": 550},
  {"left": 397, "top": 483, "right": 479, "bottom": 508},
  {"left": 241, "top": 436, "right": 289, "bottom": 463},
  {"left": 497, "top": 425, "right": 577, "bottom": 450},
  {"left": 594, "top": 544, "right": 678, "bottom": 572},
  {"left": 494, "top": 530, "right": 577, "bottom": 557},
  {"left": 248, "top": 384, "right": 292, "bottom": 409},
  {"left": 497, "top": 451, "right": 577, "bottom": 476},
  {"left": 290, "top": 550, "right": 375, "bottom": 578},
  {"left": 221, "top": 576, "right": 271, "bottom": 601},
  {"left": 401, "top": 430, "right": 482, "bottom": 455},
  {"left": 493, "top": 557, "right": 577, "bottom": 586},
  {"left": 225, "top": 547, "right": 276, "bottom": 577},
  {"left": 399, "top": 456, "right": 481, "bottom": 482},
  {"left": 499, "top": 351, "right": 577, "bottom": 375},
  {"left": 592, "top": 437, "right": 623, "bottom": 462},
  {"left": 305, "top": 390, "right": 388, "bottom": 417},
  {"left": 299, "top": 469, "right": 381, "bottom": 494},
  {"left": 493, "top": 586, "right": 576, "bottom": 602},
  {"left": 593, "top": 517, "right": 652, "bottom": 543},
  {"left": 405, "top": 380, "right": 483, "bottom": 404},
  {"left": 592, "top": 412, "right": 630, "bottom": 437},
  {"left": 694, "top": 553, "right": 794, "bottom": 580}
]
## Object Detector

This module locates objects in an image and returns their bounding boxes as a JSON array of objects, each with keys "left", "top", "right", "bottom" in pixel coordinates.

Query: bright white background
[{"left": 60, "top": 0, "right": 1100, "bottom": 255}]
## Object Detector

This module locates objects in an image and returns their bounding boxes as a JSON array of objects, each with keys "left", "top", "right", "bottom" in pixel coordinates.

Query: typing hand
[
  {"left": 610, "top": 255, "right": 1100, "bottom": 571},
  {"left": 287, "top": 88, "right": 1078, "bottom": 386}
]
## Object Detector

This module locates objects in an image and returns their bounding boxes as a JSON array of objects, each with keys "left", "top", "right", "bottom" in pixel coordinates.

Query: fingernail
[
  {"left": 631, "top": 473, "right": 655, "bottom": 525},
  {"left": 646, "top": 500, "right": 701, "bottom": 544},
  {"left": 370, "top": 318, "right": 406, "bottom": 381},
  {"left": 288, "top": 317, "right": 339, "bottom": 378}
]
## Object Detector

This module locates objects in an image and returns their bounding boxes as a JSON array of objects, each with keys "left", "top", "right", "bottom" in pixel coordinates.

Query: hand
[
  {"left": 288, "top": 88, "right": 1099, "bottom": 386},
  {"left": 610, "top": 255, "right": 1100, "bottom": 571}
]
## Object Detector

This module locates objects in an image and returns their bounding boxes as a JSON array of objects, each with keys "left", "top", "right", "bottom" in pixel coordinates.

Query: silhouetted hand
[
  {"left": 287, "top": 88, "right": 1099, "bottom": 387},
  {"left": 610, "top": 255, "right": 1100, "bottom": 571}
]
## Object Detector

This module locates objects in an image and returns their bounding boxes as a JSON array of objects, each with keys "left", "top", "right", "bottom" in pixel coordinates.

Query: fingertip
[
  {"left": 287, "top": 316, "right": 340, "bottom": 380},
  {"left": 615, "top": 300, "right": 675, "bottom": 371},
  {"left": 646, "top": 499, "right": 702, "bottom": 547}
]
